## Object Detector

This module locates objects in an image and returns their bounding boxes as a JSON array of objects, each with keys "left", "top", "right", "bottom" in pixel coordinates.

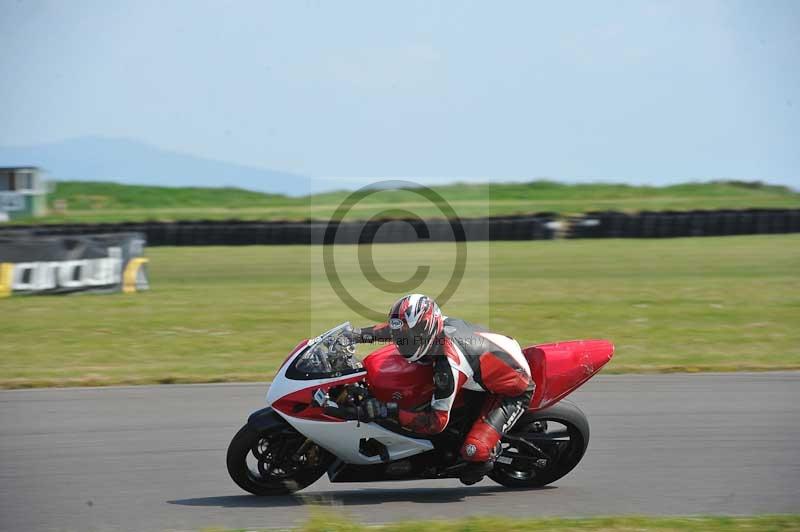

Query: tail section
[{"left": 523, "top": 339, "right": 614, "bottom": 411}]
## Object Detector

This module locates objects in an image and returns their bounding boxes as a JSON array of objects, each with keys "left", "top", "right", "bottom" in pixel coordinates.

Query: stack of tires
[
  {"left": 567, "top": 208, "right": 800, "bottom": 238},
  {"left": 3, "top": 209, "right": 798, "bottom": 244}
]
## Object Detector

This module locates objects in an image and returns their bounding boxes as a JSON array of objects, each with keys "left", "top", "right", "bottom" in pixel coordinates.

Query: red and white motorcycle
[{"left": 227, "top": 322, "right": 613, "bottom": 495}]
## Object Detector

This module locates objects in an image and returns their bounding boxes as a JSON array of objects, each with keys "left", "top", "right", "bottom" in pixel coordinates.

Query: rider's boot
[
  {"left": 459, "top": 460, "right": 494, "bottom": 485},
  {"left": 459, "top": 441, "right": 501, "bottom": 485}
]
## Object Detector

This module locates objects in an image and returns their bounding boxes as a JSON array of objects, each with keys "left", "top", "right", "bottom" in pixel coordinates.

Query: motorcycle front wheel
[
  {"left": 489, "top": 400, "right": 590, "bottom": 488},
  {"left": 226, "top": 423, "right": 332, "bottom": 495}
]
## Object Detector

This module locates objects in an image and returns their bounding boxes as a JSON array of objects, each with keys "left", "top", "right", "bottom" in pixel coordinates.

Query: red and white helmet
[{"left": 388, "top": 294, "right": 444, "bottom": 362}]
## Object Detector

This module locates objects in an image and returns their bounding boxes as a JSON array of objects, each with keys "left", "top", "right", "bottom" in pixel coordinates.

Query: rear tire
[
  {"left": 227, "top": 424, "right": 331, "bottom": 496},
  {"left": 489, "top": 400, "right": 590, "bottom": 488}
]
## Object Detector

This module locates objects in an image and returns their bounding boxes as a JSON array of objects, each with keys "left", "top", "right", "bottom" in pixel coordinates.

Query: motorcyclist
[{"left": 350, "top": 293, "right": 535, "bottom": 485}]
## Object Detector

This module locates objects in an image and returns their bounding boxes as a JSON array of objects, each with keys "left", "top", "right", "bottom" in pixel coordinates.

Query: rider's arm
[
  {"left": 397, "top": 355, "right": 466, "bottom": 434},
  {"left": 353, "top": 323, "right": 392, "bottom": 343}
]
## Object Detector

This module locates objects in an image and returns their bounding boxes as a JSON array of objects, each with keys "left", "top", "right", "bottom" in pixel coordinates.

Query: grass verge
[
  {"left": 210, "top": 513, "right": 800, "bottom": 531},
  {"left": 16, "top": 179, "right": 800, "bottom": 223}
]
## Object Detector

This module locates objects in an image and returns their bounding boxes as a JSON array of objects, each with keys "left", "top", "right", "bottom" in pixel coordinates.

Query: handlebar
[{"left": 313, "top": 383, "right": 397, "bottom": 422}]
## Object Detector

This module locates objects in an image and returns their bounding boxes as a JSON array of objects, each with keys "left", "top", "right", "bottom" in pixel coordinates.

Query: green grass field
[
  {"left": 296, "top": 514, "right": 800, "bottom": 532},
  {"left": 214, "top": 513, "right": 800, "bottom": 532},
  {"left": 20, "top": 180, "right": 800, "bottom": 223},
  {"left": 1, "top": 235, "right": 798, "bottom": 388}
]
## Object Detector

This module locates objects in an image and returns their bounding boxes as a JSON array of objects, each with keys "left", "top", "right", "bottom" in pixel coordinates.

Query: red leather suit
[{"left": 359, "top": 317, "right": 535, "bottom": 462}]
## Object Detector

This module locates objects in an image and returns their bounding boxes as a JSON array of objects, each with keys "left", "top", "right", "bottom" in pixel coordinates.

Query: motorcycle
[{"left": 227, "top": 322, "right": 613, "bottom": 495}]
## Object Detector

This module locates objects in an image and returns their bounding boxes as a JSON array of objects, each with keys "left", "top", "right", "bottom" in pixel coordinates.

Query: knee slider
[
  {"left": 460, "top": 437, "right": 494, "bottom": 462},
  {"left": 461, "top": 421, "right": 502, "bottom": 462}
]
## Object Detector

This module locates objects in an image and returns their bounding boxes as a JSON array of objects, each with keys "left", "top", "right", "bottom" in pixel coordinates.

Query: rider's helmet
[{"left": 388, "top": 294, "right": 444, "bottom": 363}]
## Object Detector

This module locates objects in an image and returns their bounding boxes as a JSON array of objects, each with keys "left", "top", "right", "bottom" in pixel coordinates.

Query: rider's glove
[
  {"left": 343, "top": 326, "right": 362, "bottom": 344},
  {"left": 359, "top": 398, "right": 398, "bottom": 422}
]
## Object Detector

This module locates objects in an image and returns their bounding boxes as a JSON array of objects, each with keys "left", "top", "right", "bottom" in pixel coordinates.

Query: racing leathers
[{"left": 356, "top": 317, "right": 535, "bottom": 464}]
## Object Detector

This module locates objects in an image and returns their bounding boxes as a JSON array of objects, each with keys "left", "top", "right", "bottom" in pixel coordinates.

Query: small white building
[{"left": 0, "top": 167, "right": 49, "bottom": 220}]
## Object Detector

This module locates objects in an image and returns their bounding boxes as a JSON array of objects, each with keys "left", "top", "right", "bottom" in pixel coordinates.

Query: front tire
[
  {"left": 489, "top": 400, "right": 590, "bottom": 488},
  {"left": 227, "top": 423, "right": 331, "bottom": 495}
]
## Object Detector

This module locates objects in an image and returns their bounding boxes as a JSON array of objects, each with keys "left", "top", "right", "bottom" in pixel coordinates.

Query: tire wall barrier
[
  {"left": 0, "top": 215, "right": 558, "bottom": 246},
  {"left": 567, "top": 209, "right": 800, "bottom": 239},
  {"left": 0, "top": 209, "right": 797, "bottom": 245}
]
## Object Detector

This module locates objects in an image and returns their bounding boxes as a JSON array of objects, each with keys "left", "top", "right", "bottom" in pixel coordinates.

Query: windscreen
[{"left": 288, "top": 336, "right": 364, "bottom": 379}]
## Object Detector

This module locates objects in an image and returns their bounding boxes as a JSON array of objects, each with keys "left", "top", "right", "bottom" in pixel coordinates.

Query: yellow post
[
  {"left": 122, "top": 258, "right": 149, "bottom": 294},
  {"left": 0, "top": 263, "right": 13, "bottom": 298}
]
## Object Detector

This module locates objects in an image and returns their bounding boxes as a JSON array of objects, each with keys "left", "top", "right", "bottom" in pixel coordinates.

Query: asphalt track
[{"left": 1, "top": 372, "right": 798, "bottom": 531}]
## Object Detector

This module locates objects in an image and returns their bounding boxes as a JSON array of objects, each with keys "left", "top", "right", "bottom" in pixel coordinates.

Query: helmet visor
[{"left": 391, "top": 325, "right": 426, "bottom": 359}]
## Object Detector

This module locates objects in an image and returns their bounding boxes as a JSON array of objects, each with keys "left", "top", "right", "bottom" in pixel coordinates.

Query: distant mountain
[{"left": 0, "top": 137, "right": 311, "bottom": 196}]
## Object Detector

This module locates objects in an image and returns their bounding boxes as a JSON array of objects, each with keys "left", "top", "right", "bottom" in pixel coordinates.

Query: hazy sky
[{"left": 1, "top": 0, "right": 798, "bottom": 187}]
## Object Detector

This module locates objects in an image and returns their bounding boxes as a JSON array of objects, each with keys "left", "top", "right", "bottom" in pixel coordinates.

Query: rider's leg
[
  {"left": 459, "top": 352, "right": 534, "bottom": 485},
  {"left": 459, "top": 393, "right": 532, "bottom": 484},
  {"left": 460, "top": 392, "right": 532, "bottom": 459}
]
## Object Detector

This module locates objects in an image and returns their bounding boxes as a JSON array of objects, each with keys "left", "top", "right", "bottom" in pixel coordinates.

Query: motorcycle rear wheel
[
  {"left": 489, "top": 400, "right": 590, "bottom": 488},
  {"left": 227, "top": 423, "right": 332, "bottom": 495}
]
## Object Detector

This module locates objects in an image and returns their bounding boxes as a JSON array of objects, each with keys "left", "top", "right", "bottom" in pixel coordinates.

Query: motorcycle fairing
[
  {"left": 524, "top": 339, "right": 614, "bottom": 410},
  {"left": 271, "top": 374, "right": 367, "bottom": 422},
  {"left": 267, "top": 337, "right": 436, "bottom": 464},
  {"left": 281, "top": 414, "right": 434, "bottom": 465}
]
